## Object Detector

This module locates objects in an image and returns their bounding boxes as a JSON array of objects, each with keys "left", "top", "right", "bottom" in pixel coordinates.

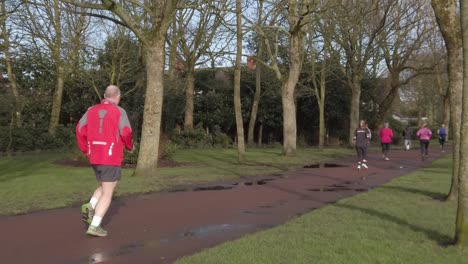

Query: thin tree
[
  {"left": 431, "top": 0, "right": 463, "bottom": 201},
  {"left": 234, "top": 0, "right": 245, "bottom": 161},
  {"left": 247, "top": 0, "right": 264, "bottom": 146}
]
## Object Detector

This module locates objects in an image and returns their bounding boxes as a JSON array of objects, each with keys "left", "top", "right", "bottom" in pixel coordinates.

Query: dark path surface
[{"left": 1, "top": 146, "right": 450, "bottom": 264}]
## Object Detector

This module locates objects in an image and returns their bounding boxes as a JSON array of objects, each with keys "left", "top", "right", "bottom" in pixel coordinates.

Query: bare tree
[
  {"left": 234, "top": 0, "right": 245, "bottom": 161},
  {"left": 61, "top": 0, "right": 179, "bottom": 176},
  {"left": 245, "top": 0, "right": 316, "bottom": 156},
  {"left": 0, "top": 0, "right": 23, "bottom": 128},
  {"left": 328, "top": 0, "right": 390, "bottom": 145},
  {"left": 247, "top": 0, "right": 264, "bottom": 146},
  {"left": 18, "top": 0, "right": 88, "bottom": 136},
  {"left": 375, "top": 0, "right": 434, "bottom": 126},
  {"left": 174, "top": 1, "right": 228, "bottom": 130},
  {"left": 308, "top": 40, "right": 329, "bottom": 149},
  {"left": 303, "top": 13, "right": 336, "bottom": 149},
  {"left": 431, "top": 0, "right": 463, "bottom": 201}
]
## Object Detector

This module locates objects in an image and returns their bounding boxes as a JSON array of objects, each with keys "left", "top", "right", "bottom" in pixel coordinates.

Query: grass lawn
[
  {"left": 0, "top": 147, "right": 353, "bottom": 216},
  {"left": 177, "top": 156, "right": 468, "bottom": 264}
]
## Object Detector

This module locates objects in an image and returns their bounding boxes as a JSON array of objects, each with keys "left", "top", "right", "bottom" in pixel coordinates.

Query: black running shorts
[{"left": 92, "top": 165, "right": 121, "bottom": 182}]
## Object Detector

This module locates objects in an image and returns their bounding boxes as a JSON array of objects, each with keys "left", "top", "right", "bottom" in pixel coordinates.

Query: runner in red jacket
[{"left": 76, "top": 85, "right": 134, "bottom": 237}]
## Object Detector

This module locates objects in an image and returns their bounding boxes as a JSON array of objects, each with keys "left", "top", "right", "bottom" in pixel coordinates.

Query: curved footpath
[{"left": 1, "top": 146, "right": 450, "bottom": 264}]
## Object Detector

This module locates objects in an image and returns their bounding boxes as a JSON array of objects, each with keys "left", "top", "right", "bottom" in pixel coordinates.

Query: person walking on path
[
  {"left": 76, "top": 85, "right": 134, "bottom": 237},
  {"left": 353, "top": 120, "right": 371, "bottom": 170},
  {"left": 416, "top": 123, "right": 432, "bottom": 161},
  {"left": 379, "top": 121, "right": 394, "bottom": 160},
  {"left": 437, "top": 124, "right": 447, "bottom": 152},
  {"left": 403, "top": 125, "right": 412, "bottom": 150}
]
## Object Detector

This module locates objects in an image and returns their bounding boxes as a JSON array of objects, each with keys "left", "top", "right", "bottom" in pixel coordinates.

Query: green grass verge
[
  {"left": 177, "top": 156, "right": 468, "bottom": 264},
  {"left": 0, "top": 147, "right": 353, "bottom": 216}
]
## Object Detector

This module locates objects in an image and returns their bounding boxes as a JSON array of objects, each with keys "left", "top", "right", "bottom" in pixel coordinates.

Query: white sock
[
  {"left": 89, "top": 197, "right": 98, "bottom": 209},
  {"left": 90, "top": 216, "right": 102, "bottom": 227}
]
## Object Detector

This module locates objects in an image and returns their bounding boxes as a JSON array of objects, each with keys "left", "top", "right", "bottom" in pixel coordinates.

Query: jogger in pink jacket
[
  {"left": 416, "top": 123, "right": 432, "bottom": 160},
  {"left": 379, "top": 121, "right": 394, "bottom": 160}
]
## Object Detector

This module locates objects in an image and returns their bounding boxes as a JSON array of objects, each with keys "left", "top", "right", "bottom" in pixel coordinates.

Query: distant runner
[
  {"left": 353, "top": 120, "right": 371, "bottom": 171},
  {"left": 416, "top": 123, "right": 432, "bottom": 161},
  {"left": 403, "top": 125, "right": 412, "bottom": 151},
  {"left": 379, "top": 121, "right": 394, "bottom": 160},
  {"left": 437, "top": 124, "right": 447, "bottom": 152}
]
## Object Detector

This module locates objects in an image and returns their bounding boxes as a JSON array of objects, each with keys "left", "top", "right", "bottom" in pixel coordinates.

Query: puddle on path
[
  {"left": 193, "top": 185, "right": 233, "bottom": 191},
  {"left": 193, "top": 179, "right": 274, "bottom": 192},
  {"left": 82, "top": 242, "right": 146, "bottom": 264},
  {"left": 178, "top": 224, "right": 253, "bottom": 238},
  {"left": 303, "top": 163, "right": 347, "bottom": 169},
  {"left": 308, "top": 183, "right": 368, "bottom": 193},
  {"left": 79, "top": 224, "right": 258, "bottom": 264}
]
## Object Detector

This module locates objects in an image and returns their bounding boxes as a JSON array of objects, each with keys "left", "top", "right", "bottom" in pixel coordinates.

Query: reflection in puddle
[
  {"left": 81, "top": 224, "right": 256, "bottom": 263},
  {"left": 179, "top": 224, "right": 253, "bottom": 238},
  {"left": 193, "top": 179, "right": 274, "bottom": 191},
  {"left": 89, "top": 252, "right": 105, "bottom": 263},
  {"left": 193, "top": 185, "right": 233, "bottom": 191},
  {"left": 308, "top": 183, "right": 368, "bottom": 193},
  {"left": 303, "top": 163, "right": 346, "bottom": 169},
  {"left": 86, "top": 242, "right": 145, "bottom": 263}
]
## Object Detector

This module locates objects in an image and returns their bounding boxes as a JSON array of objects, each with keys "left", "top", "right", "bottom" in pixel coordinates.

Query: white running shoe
[{"left": 362, "top": 163, "right": 368, "bottom": 170}]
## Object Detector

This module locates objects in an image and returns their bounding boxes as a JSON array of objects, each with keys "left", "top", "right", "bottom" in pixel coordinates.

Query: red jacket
[
  {"left": 379, "top": 127, "right": 394, "bottom": 144},
  {"left": 76, "top": 99, "right": 133, "bottom": 166}
]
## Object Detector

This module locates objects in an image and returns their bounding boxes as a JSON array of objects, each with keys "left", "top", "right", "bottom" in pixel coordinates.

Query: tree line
[{"left": 3, "top": 0, "right": 468, "bottom": 245}]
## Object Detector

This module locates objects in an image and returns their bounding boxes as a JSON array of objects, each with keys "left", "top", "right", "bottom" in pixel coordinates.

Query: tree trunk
[
  {"left": 48, "top": 64, "right": 66, "bottom": 136},
  {"left": 168, "top": 19, "right": 178, "bottom": 81},
  {"left": 444, "top": 94, "right": 450, "bottom": 140},
  {"left": 376, "top": 73, "right": 400, "bottom": 126},
  {"left": 455, "top": 0, "right": 468, "bottom": 246},
  {"left": 282, "top": 80, "right": 297, "bottom": 156},
  {"left": 234, "top": 0, "right": 245, "bottom": 162},
  {"left": 4, "top": 47, "right": 22, "bottom": 128},
  {"left": 280, "top": 0, "right": 306, "bottom": 156},
  {"left": 281, "top": 25, "right": 304, "bottom": 156},
  {"left": 432, "top": 0, "right": 463, "bottom": 201},
  {"left": 247, "top": 51, "right": 262, "bottom": 146},
  {"left": 348, "top": 76, "right": 362, "bottom": 145},
  {"left": 135, "top": 40, "right": 166, "bottom": 176},
  {"left": 438, "top": 68, "right": 451, "bottom": 140},
  {"left": 247, "top": 0, "right": 264, "bottom": 146},
  {"left": 184, "top": 68, "right": 195, "bottom": 130},
  {"left": 258, "top": 121, "right": 263, "bottom": 146},
  {"left": 318, "top": 71, "right": 326, "bottom": 149}
]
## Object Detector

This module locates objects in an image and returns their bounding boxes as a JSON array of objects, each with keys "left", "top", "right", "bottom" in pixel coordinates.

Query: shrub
[
  {"left": 212, "top": 132, "right": 232, "bottom": 148},
  {"left": 123, "top": 143, "right": 140, "bottom": 165},
  {"left": 171, "top": 128, "right": 211, "bottom": 148},
  {"left": 122, "top": 133, "right": 178, "bottom": 165},
  {"left": 161, "top": 141, "right": 178, "bottom": 160},
  {"left": 0, "top": 125, "right": 75, "bottom": 152}
]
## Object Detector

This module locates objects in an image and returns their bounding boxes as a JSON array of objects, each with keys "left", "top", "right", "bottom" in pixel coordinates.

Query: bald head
[{"left": 104, "top": 85, "right": 121, "bottom": 105}]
